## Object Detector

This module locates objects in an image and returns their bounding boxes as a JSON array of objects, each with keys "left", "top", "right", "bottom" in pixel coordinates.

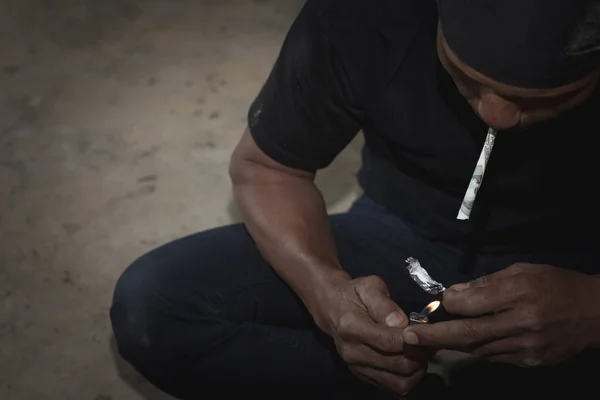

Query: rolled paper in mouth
[{"left": 457, "top": 128, "right": 497, "bottom": 221}]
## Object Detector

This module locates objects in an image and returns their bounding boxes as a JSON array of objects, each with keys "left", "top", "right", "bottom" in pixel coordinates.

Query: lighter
[
  {"left": 405, "top": 257, "right": 446, "bottom": 324},
  {"left": 409, "top": 300, "right": 441, "bottom": 325}
]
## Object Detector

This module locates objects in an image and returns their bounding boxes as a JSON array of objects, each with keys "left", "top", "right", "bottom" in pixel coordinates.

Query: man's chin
[
  {"left": 483, "top": 119, "right": 529, "bottom": 133},
  {"left": 501, "top": 125, "right": 530, "bottom": 134}
]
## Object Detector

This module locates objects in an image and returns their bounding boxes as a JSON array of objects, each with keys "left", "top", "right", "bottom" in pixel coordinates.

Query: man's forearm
[{"left": 232, "top": 167, "right": 350, "bottom": 318}]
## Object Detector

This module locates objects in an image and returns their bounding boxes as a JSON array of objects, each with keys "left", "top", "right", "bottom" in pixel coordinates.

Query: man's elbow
[
  {"left": 229, "top": 128, "right": 314, "bottom": 186},
  {"left": 228, "top": 148, "right": 253, "bottom": 187}
]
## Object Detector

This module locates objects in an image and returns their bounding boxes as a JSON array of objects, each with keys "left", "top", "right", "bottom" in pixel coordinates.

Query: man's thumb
[
  {"left": 358, "top": 276, "right": 408, "bottom": 328},
  {"left": 384, "top": 309, "right": 407, "bottom": 328}
]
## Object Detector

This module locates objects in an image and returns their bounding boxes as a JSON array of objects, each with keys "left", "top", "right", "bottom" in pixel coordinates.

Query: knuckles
[
  {"left": 508, "top": 263, "right": 528, "bottom": 273},
  {"left": 471, "top": 275, "right": 492, "bottom": 288},
  {"left": 393, "top": 357, "right": 422, "bottom": 376},
  {"left": 460, "top": 321, "right": 484, "bottom": 341},
  {"left": 508, "top": 263, "right": 542, "bottom": 274},
  {"left": 337, "top": 313, "right": 357, "bottom": 337},
  {"left": 338, "top": 343, "right": 358, "bottom": 364},
  {"left": 359, "top": 275, "right": 387, "bottom": 292},
  {"left": 396, "top": 379, "right": 414, "bottom": 395},
  {"left": 373, "top": 330, "right": 401, "bottom": 353},
  {"left": 337, "top": 312, "right": 400, "bottom": 352},
  {"left": 521, "top": 352, "right": 545, "bottom": 367},
  {"left": 521, "top": 335, "right": 545, "bottom": 352},
  {"left": 399, "top": 370, "right": 425, "bottom": 394},
  {"left": 517, "top": 304, "right": 545, "bottom": 332}
]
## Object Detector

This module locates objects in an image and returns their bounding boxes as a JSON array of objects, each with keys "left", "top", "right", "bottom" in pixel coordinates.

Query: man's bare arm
[{"left": 229, "top": 129, "right": 350, "bottom": 328}]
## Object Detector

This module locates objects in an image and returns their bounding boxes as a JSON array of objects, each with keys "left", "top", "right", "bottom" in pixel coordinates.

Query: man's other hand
[{"left": 402, "top": 263, "right": 600, "bottom": 367}]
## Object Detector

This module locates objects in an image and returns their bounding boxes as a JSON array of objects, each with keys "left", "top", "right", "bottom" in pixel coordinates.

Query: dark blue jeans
[{"left": 110, "top": 197, "right": 597, "bottom": 399}]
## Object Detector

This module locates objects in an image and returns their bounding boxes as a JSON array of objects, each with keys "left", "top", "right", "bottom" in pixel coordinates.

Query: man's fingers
[
  {"left": 444, "top": 284, "right": 515, "bottom": 316},
  {"left": 352, "top": 365, "right": 425, "bottom": 396},
  {"left": 358, "top": 276, "right": 408, "bottom": 328},
  {"left": 472, "top": 335, "right": 527, "bottom": 357},
  {"left": 444, "top": 273, "right": 523, "bottom": 316},
  {"left": 488, "top": 353, "right": 522, "bottom": 366},
  {"left": 403, "top": 344, "right": 438, "bottom": 363},
  {"left": 338, "top": 311, "right": 405, "bottom": 353},
  {"left": 402, "top": 311, "right": 520, "bottom": 349},
  {"left": 472, "top": 332, "right": 547, "bottom": 368},
  {"left": 341, "top": 342, "right": 424, "bottom": 376}
]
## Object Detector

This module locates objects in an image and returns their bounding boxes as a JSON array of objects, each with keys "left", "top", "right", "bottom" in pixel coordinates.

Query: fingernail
[
  {"left": 385, "top": 311, "right": 404, "bottom": 327},
  {"left": 451, "top": 283, "right": 470, "bottom": 292},
  {"left": 404, "top": 330, "right": 419, "bottom": 345}
]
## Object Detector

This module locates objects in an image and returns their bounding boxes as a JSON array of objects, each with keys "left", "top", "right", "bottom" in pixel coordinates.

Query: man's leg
[{"left": 110, "top": 197, "right": 457, "bottom": 398}]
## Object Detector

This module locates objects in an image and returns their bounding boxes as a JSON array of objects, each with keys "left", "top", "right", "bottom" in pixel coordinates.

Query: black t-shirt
[{"left": 248, "top": 0, "right": 600, "bottom": 254}]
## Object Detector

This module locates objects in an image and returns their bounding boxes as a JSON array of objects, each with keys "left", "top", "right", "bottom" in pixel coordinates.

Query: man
[{"left": 110, "top": 0, "right": 600, "bottom": 398}]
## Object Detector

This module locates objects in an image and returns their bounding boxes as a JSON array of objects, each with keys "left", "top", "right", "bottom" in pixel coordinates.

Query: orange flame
[{"left": 424, "top": 300, "right": 441, "bottom": 315}]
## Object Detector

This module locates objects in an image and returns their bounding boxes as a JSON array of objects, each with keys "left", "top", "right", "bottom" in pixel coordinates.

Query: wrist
[
  {"left": 587, "top": 275, "right": 600, "bottom": 348},
  {"left": 304, "top": 266, "right": 351, "bottom": 334}
]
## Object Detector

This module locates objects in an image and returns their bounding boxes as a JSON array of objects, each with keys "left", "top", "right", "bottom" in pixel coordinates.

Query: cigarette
[
  {"left": 409, "top": 300, "right": 441, "bottom": 325},
  {"left": 457, "top": 128, "right": 497, "bottom": 221}
]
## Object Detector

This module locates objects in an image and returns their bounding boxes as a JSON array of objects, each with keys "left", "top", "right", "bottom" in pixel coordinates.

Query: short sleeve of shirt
[{"left": 248, "top": 2, "right": 365, "bottom": 172}]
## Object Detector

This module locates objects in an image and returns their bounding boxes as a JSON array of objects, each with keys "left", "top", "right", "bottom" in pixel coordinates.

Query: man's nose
[{"left": 475, "top": 92, "right": 522, "bottom": 131}]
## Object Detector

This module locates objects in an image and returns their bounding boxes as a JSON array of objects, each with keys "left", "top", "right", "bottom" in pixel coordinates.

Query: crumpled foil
[{"left": 405, "top": 257, "right": 446, "bottom": 295}]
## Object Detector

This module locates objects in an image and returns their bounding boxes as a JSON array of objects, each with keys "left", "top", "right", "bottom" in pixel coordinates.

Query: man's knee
[
  {"left": 109, "top": 249, "right": 206, "bottom": 375},
  {"left": 110, "top": 249, "right": 226, "bottom": 371},
  {"left": 110, "top": 254, "right": 162, "bottom": 367}
]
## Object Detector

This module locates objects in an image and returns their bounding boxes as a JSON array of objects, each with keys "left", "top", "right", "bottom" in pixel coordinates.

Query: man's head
[{"left": 437, "top": 0, "right": 600, "bottom": 130}]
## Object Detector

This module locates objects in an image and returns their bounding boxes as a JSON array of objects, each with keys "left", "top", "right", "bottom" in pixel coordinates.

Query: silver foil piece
[{"left": 405, "top": 257, "right": 446, "bottom": 295}]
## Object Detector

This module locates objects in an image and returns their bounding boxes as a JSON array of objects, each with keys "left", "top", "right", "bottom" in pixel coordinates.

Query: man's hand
[
  {"left": 319, "top": 275, "right": 434, "bottom": 395},
  {"left": 402, "top": 263, "right": 600, "bottom": 367}
]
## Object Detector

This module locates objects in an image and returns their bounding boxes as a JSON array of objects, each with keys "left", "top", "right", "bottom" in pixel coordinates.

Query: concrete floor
[{"left": 0, "top": 1, "right": 363, "bottom": 399}]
